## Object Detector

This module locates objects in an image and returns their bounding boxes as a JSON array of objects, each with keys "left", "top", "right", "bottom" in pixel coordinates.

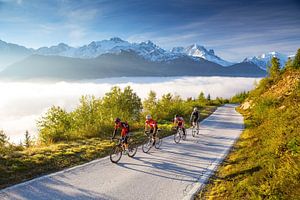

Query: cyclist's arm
[
  {"left": 112, "top": 126, "right": 117, "bottom": 139},
  {"left": 190, "top": 112, "right": 194, "bottom": 122}
]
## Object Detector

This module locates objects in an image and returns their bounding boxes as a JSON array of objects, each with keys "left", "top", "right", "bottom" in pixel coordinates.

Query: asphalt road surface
[{"left": 0, "top": 104, "right": 244, "bottom": 200}]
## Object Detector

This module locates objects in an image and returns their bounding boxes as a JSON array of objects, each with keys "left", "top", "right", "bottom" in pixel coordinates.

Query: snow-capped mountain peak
[
  {"left": 171, "top": 43, "right": 233, "bottom": 66},
  {"left": 243, "top": 51, "right": 288, "bottom": 70}
]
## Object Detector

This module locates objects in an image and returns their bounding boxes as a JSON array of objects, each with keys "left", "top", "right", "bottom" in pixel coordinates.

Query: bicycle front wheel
[
  {"left": 110, "top": 145, "right": 122, "bottom": 163},
  {"left": 154, "top": 138, "right": 162, "bottom": 149},
  {"left": 142, "top": 139, "right": 153, "bottom": 153},
  {"left": 192, "top": 127, "right": 197, "bottom": 137},
  {"left": 174, "top": 131, "right": 181, "bottom": 143}
]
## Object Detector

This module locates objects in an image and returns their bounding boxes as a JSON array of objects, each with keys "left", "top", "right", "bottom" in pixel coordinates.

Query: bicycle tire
[
  {"left": 142, "top": 138, "right": 153, "bottom": 153},
  {"left": 154, "top": 138, "right": 162, "bottom": 149},
  {"left": 110, "top": 145, "right": 122, "bottom": 163},
  {"left": 174, "top": 131, "right": 181, "bottom": 143},
  {"left": 192, "top": 127, "right": 197, "bottom": 137},
  {"left": 127, "top": 144, "right": 138, "bottom": 157}
]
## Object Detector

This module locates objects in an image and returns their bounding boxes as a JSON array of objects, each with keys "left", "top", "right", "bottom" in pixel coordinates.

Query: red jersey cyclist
[
  {"left": 112, "top": 117, "right": 130, "bottom": 150},
  {"left": 174, "top": 114, "right": 186, "bottom": 136},
  {"left": 145, "top": 114, "right": 158, "bottom": 140}
]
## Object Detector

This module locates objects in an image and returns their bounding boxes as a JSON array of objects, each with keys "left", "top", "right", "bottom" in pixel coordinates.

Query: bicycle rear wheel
[
  {"left": 128, "top": 143, "right": 138, "bottom": 157},
  {"left": 182, "top": 132, "right": 187, "bottom": 140},
  {"left": 174, "top": 131, "right": 181, "bottom": 143},
  {"left": 142, "top": 138, "right": 153, "bottom": 153},
  {"left": 110, "top": 145, "right": 122, "bottom": 163},
  {"left": 154, "top": 138, "right": 162, "bottom": 149}
]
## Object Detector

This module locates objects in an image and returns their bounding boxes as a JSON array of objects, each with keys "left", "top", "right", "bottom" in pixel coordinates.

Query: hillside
[
  {"left": 0, "top": 51, "right": 266, "bottom": 80},
  {"left": 198, "top": 62, "right": 300, "bottom": 199}
]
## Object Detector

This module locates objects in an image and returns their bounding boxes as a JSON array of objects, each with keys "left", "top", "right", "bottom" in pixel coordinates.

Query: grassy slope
[
  {"left": 197, "top": 69, "right": 300, "bottom": 199},
  {"left": 0, "top": 106, "right": 216, "bottom": 189}
]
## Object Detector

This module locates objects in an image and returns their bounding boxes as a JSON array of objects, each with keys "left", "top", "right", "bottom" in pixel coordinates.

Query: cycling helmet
[
  {"left": 146, "top": 114, "right": 152, "bottom": 120},
  {"left": 193, "top": 107, "right": 198, "bottom": 111},
  {"left": 114, "top": 117, "right": 121, "bottom": 123},
  {"left": 175, "top": 114, "right": 179, "bottom": 118}
]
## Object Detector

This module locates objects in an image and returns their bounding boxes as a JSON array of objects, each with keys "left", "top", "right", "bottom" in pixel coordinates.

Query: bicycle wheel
[
  {"left": 127, "top": 143, "right": 138, "bottom": 157},
  {"left": 110, "top": 145, "right": 122, "bottom": 163},
  {"left": 174, "top": 131, "right": 181, "bottom": 143},
  {"left": 192, "top": 127, "right": 196, "bottom": 137},
  {"left": 182, "top": 131, "right": 187, "bottom": 141},
  {"left": 154, "top": 137, "right": 162, "bottom": 149},
  {"left": 142, "top": 138, "right": 153, "bottom": 153}
]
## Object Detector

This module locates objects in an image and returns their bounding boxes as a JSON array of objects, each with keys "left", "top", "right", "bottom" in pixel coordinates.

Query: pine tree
[
  {"left": 207, "top": 94, "right": 211, "bottom": 101},
  {"left": 284, "top": 57, "right": 293, "bottom": 71},
  {"left": 268, "top": 57, "right": 280, "bottom": 79},
  {"left": 24, "top": 130, "right": 31, "bottom": 148},
  {"left": 293, "top": 48, "right": 300, "bottom": 69}
]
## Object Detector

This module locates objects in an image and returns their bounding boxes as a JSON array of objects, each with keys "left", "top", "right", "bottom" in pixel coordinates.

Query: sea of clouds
[{"left": 0, "top": 76, "right": 260, "bottom": 143}]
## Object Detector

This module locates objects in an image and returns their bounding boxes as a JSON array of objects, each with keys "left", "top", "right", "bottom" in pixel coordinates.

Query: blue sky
[{"left": 0, "top": 0, "right": 299, "bottom": 62}]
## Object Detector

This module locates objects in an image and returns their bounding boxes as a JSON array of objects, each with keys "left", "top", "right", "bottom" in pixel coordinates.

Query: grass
[
  {"left": 196, "top": 69, "right": 300, "bottom": 200},
  {"left": 0, "top": 106, "right": 217, "bottom": 189}
]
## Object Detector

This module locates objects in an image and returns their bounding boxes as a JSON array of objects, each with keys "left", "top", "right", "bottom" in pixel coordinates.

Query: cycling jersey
[
  {"left": 174, "top": 116, "right": 185, "bottom": 127},
  {"left": 145, "top": 119, "right": 158, "bottom": 137},
  {"left": 145, "top": 119, "right": 157, "bottom": 129},
  {"left": 190, "top": 110, "right": 199, "bottom": 122},
  {"left": 113, "top": 121, "right": 129, "bottom": 137}
]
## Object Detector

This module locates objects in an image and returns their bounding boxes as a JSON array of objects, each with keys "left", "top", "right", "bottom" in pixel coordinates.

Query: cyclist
[
  {"left": 112, "top": 117, "right": 130, "bottom": 151},
  {"left": 145, "top": 115, "right": 158, "bottom": 143},
  {"left": 190, "top": 107, "right": 200, "bottom": 129},
  {"left": 174, "top": 114, "right": 186, "bottom": 135}
]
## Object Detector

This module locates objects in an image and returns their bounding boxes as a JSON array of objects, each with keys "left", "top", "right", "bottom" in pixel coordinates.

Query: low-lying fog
[{"left": 0, "top": 76, "right": 260, "bottom": 143}]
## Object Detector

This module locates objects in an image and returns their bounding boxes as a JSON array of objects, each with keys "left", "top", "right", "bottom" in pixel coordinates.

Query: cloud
[{"left": 0, "top": 76, "right": 259, "bottom": 143}]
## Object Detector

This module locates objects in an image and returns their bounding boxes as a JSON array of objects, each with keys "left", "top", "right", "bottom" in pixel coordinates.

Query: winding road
[{"left": 0, "top": 104, "right": 244, "bottom": 200}]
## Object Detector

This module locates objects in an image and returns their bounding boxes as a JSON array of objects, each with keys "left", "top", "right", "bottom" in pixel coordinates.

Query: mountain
[
  {"left": 243, "top": 52, "right": 289, "bottom": 70},
  {"left": 171, "top": 44, "right": 233, "bottom": 66},
  {"left": 35, "top": 38, "right": 179, "bottom": 62},
  {"left": 0, "top": 38, "right": 233, "bottom": 67},
  {"left": 0, "top": 40, "right": 33, "bottom": 70},
  {"left": 0, "top": 50, "right": 266, "bottom": 80}
]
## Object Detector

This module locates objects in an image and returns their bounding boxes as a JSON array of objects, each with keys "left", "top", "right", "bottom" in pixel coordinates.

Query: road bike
[
  {"left": 174, "top": 126, "right": 186, "bottom": 143},
  {"left": 110, "top": 134, "right": 137, "bottom": 163},
  {"left": 142, "top": 129, "right": 162, "bottom": 153}
]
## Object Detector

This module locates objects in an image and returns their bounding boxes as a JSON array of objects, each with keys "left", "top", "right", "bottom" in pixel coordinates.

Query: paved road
[{"left": 0, "top": 104, "right": 244, "bottom": 200}]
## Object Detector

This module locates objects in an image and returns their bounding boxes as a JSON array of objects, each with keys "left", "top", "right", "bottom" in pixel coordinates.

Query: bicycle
[
  {"left": 191, "top": 121, "right": 200, "bottom": 137},
  {"left": 174, "top": 126, "right": 186, "bottom": 143},
  {"left": 142, "top": 129, "right": 162, "bottom": 153},
  {"left": 110, "top": 134, "right": 138, "bottom": 163}
]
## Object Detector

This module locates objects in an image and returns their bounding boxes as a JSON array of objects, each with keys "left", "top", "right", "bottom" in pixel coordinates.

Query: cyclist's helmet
[
  {"left": 114, "top": 117, "right": 121, "bottom": 123},
  {"left": 193, "top": 107, "right": 198, "bottom": 111},
  {"left": 146, "top": 114, "right": 152, "bottom": 120},
  {"left": 175, "top": 114, "right": 179, "bottom": 118}
]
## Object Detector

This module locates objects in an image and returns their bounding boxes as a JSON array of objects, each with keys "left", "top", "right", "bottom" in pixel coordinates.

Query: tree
[
  {"left": 268, "top": 57, "right": 280, "bottom": 79},
  {"left": 143, "top": 90, "right": 157, "bottom": 117},
  {"left": 197, "top": 91, "right": 206, "bottom": 103},
  {"left": 102, "top": 86, "right": 142, "bottom": 122},
  {"left": 207, "top": 94, "right": 211, "bottom": 101},
  {"left": 0, "top": 130, "right": 8, "bottom": 147},
  {"left": 284, "top": 57, "right": 293, "bottom": 71},
  {"left": 72, "top": 95, "right": 102, "bottom": 137},
  {"left": 24, "top": 130, "right": 31, "bottom": 148},
  {"left": 37, "top": 106, "right": 72, "bottom": 143},
  {"left": 293, "top": 48, "right": 300, "bottom": 69}
]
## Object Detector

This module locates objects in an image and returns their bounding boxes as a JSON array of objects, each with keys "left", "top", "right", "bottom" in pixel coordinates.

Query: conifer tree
[
  {"left": 268, "top": 57, "right": 280, "bottom": 79},
  {"left": 293, "top": 48, "right": 300, "bottom": 69}
]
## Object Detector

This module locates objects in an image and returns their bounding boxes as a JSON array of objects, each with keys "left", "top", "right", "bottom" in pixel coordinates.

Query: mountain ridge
[{"left": 0, "top": 50, "right": 266, "bottom": 80}]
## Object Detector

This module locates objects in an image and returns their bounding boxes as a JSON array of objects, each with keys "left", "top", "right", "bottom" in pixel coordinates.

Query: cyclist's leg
[
  {"left": 121, "top": 130, "right": 128, "bottom": 150},
  {"left": 182, "top": 126, "right": 186, "bottom": 135}
]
